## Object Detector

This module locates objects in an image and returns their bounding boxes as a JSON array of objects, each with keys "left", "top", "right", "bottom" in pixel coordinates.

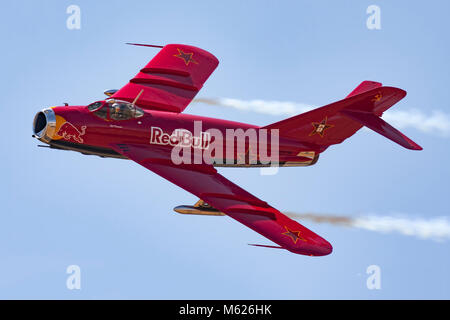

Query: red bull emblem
[
  {"left": 150, "top": 126, "right": 210, "bottom": 150},
  {"left": 57, "top": 122, "right": 86, "bottom": 143}
]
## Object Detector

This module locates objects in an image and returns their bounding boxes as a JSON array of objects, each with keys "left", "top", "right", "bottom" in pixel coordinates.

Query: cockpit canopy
[{"left": 87, "top": 99, "right": 144, "bottom": 121}]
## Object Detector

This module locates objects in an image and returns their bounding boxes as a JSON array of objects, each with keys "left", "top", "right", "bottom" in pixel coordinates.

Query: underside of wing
[
  {"left": 110, "top": 143, "right": 332, "bottom": 256},
  {"left": 111, "top": 44, "right": 219, "bottom": 113}
]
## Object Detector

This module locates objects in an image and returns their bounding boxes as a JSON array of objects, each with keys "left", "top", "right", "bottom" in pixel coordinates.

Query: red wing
[
  {"left": 110, "top": 143, "right": 332, "bottom": 256},
  {"left": 111, "top": 44, "right": 219, "bottom": 113}
]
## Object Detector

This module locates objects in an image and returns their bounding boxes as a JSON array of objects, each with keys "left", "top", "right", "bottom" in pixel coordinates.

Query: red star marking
[
  {"left": 309, "top": 117, "right": 334, "bottom": 137},
  {"left": 173, "top": 48, "right": 198, "bottom": 66},
  {"left": 282, "top": 226, "right": 306, "bottom": 244}
]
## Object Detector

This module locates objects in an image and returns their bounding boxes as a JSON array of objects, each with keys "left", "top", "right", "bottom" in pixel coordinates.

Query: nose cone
[{"left": 33, "top": 108, "right": 56, "bottom": 143}]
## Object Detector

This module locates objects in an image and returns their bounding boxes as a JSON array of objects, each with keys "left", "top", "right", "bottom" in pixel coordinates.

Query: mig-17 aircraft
[{"left": 32, "top": 43, "right": 421, "bottom": 256}]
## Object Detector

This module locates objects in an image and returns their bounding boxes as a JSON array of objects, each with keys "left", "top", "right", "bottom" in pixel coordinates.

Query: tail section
[
  {"left": 346, "top": 80, "right": 382, "bottom": 98},
  {"left": 264, "top": 81, "right": 422, "bottom": 150},
  {"left": 340, "top": 109, "right": 422, "bottom": 150}
]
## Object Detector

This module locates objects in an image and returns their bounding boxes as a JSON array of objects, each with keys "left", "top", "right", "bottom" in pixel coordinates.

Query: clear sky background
[{"left": 1, "top": 0, "right": 449, "bottom": 299}]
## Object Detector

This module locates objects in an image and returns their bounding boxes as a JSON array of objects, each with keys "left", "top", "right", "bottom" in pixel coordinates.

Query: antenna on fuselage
[{"left": 132, "top": 89, "right": 144, "bottom": 106}]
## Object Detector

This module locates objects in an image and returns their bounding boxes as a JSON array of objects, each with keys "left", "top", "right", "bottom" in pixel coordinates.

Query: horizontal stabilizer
[{"left": 340, "top": 110, "right": 422, "bottom": 150}]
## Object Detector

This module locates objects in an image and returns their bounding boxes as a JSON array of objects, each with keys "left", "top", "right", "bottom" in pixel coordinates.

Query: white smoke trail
[
  {"left": 285, "top": 212, "right": 450, "bottom": 242},
  {"left": 382, "top": 109, "right": 450, "bottom": 135},
  {"left": 194, "top": 98, "right": 450, "bottom": 136},
  {"left": 194, "top": 97, "right": 313, "bottom": 116}
]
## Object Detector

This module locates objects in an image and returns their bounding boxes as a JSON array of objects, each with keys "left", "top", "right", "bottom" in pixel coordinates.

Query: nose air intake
[
  {"left": 33, "top": 108, "right": 56, "bottom": 143},
  {"left": 33, "top": 112, "right": 46, "bottom": 135}
]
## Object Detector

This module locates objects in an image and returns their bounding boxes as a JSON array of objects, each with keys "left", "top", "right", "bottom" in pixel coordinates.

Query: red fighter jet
[{"left": 32, "top": 44, "right": 422, "bottom": 256}]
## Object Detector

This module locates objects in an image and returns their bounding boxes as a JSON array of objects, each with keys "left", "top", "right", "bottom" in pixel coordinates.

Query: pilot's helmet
[{"left": 113, "top": 103, "right": 123, "bottom": 113}]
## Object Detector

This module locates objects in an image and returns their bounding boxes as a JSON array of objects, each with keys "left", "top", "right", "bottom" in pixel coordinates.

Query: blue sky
[{"left": 1, "top": 0, "right": 449, "bottom": 299}]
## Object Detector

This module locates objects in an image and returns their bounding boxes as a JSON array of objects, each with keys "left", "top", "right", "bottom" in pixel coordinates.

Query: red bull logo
[
  {"left": 150, "top": 126, "right": 210, "bottom": 150},
  {"left": 56, "top": 122, "right": 86, "bottom": 143}
]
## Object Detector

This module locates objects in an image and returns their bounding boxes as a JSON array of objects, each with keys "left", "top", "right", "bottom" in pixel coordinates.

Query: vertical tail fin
[{"left": 346, "top": 80, "right": 382, "bottom": 98}]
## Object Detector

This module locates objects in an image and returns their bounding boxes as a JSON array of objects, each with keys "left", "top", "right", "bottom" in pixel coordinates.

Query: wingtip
[
  {"left": 403, "top": 135, "right": 423, "bottom": 151},
  {"left": 409, "top": 143, "right": 423, "bottom": 151}
]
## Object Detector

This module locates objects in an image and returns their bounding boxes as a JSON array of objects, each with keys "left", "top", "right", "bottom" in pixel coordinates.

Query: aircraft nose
[{"left": 32, "top": 108, "right": 56, "bottom": 143}]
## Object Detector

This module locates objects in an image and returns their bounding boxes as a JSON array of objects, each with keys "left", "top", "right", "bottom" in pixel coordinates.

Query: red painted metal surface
[{"left": 33, "top": 44, "right": 423, "bottom": 256}]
